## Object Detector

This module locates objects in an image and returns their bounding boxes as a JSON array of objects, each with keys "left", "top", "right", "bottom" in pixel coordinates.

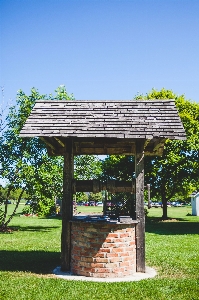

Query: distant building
[{"left": 190, "top": 192, "right": 199, "bottom": 216}]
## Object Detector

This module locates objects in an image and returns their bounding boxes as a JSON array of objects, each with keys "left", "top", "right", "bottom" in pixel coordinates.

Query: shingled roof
[{"left": 20, "top": 100, "right": 186, "bottom": 156}]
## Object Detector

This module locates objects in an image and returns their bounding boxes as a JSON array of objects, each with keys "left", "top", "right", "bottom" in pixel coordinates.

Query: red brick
[
  {"left": 122, "top": 256, "right": 132, "bottom": 262},
  {"left": 106, "top": 253, "right": 119, "bottom": 258},
  {"left": 122, "top": 252, "right": 130, "bottom": 256},
  {"left": 102, "top": 242, "right": 115, "bottom": 248},
  {"left": 112, "top": 247, "right": 125, "bottom": 253},
  {"left": 94, "top": 252, "right": 106, "bottom": 258},
  {"left": 125, "top": 265, "right": 136, "bottom": 271},
  {"left": 104, "top": 238, "right": 113, "bottom": 243},
  {"left": 114, "top": 242, "right": 131, "bottom": 248},
  {"left": 79, "top": 261, "right": 91, "bottom": 268},
  {"left": 99, "top": 227, "right": 109, "bottom": 232},
  {"left": 80, "top": 257, "right": 93, "bottom": 262},
  {"left": 112, "top": 238, "right": 125, "bottom": 243},
  {"left": 93, "top": 257, "right": 109, "bottom": 263},
  {"left": 107, "top": 233, "right": 119, "bottom": 238},
  {"left": 126, "top": 246, "right": 135, "bottom": 251},
  {"left": 109, "top": 257, "right": 123, "bottom": 263},
  {"left": 120, "top": 233, "right": 130, "bottom": 238},
  {"left": 71, "top": 250, "right": 80, "bottom": 256},
  {"left": 78, "top": 241, "right": 89, "bottom": 247},
  {"left": 72, "top": 246, "right": 83, "bottom": 252},
  {"left": 112, "top": 267, "right": 125, "bottom": 273},
  {"left": 99, "top": 247, "right": 111, "bottom": 253},
  {"left": 90, "top": 262, "right": 105, "bottom": 268},
  {"left": 126, "top": 228, "right": 135, "bottom": 232},
  {"left": 119, "top": 261, "right": 130, "bottom": 267},
  {"left": 105, "top": 263, "right": 119, "bottom": 268},
  {"left": 122, "top": 270, "right": 134, "bottom": 276},
  {"left": 129, "top": 241, "right": 135, "bottom": 246},
  {"left": 71, "top": 255, "right": 81, "bottom": 261},
  {"left": 129, "top": 255, "right": 136, "bottom": 260},
  {"left": 76, "top": 270, "right": 87, "bottom": 276},
  {"left": 76, "top": 237, "right": 87, "bottom": 243},
  {"left": 95, "top": 268, "right": 111, "bottom": 273},
  {"left": 87, "top": 227, "right": 98, "bottom": 232},
  {"left": 71, "top": 221, "right": 137, "bottom": 278}
]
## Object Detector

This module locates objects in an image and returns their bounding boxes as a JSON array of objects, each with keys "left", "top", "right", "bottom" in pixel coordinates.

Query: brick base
[{"left": 71, "top": 221, "right": 137, "bottom": 278}]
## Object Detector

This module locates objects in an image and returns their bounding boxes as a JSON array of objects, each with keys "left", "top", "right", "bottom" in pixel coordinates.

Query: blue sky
[{"left": 1, "top": 0, "right": 199, "bottom": 104}]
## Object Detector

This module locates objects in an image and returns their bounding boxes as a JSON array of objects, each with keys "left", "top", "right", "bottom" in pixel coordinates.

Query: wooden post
[
  {"left": 135, "top": 140, "right": 145, "bottom": 272},
  {"left": 147, "top": 184, "right": 151, "bottom": 209},
  {"left": 61, "top": 138, "right": 73, "bottom": 271}
]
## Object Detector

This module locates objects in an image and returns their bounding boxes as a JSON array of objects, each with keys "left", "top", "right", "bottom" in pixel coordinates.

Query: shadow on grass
[
  {"left": 0, "top": 225, "right": 61, "bottom": 233},
  {"left": 18, "top": 225, "right": 61, "bottom": 232},
  {"left": 14, "top": 212, "right": 62, "bottom": 220},
  {"left": 0, "top": 250, "right": 60, "bottom": 274},
  {"left": 146, "top": 216, "right": 199, "bottom": 235}
]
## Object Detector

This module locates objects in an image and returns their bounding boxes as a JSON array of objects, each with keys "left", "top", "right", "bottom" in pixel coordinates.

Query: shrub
[
  {"left": 144, "top": 207, "right": 149, "bottom": 217},
  {"left": 22, "top": 205, "right": 32, "bottom": 215},
  {"left": 37, "top": 198, "right": 56, "bottom": 217}
]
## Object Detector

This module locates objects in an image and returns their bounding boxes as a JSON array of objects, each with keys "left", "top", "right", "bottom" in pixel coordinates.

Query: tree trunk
[
  {"left": 161, "top": 187, "right": 168, "bottom": 220},
  {"left": 1, "top": 185, "right": 13, "bottom": 228},
  {"left": 4, "top": 188, "right": 25, "bottom": 227}
]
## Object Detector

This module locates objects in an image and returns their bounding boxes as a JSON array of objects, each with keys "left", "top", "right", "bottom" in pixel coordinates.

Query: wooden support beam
[
  {"left": 72, "top": 179, "right": 136, "bottom": 193},
  {"left": 147, "top": 184, "right": 151, "bottom": 209},
  {"left": 40, "top": 137, "right": 56, "bottom": 151},
  {"left": 61, "top": 138, "right": 73, "bottom": 271},
  {"left": 54, "top": 137, "right": 65, "bottom": 148},
  {"left": 135, "top": 140, "right": 145, "bottom": 273}
]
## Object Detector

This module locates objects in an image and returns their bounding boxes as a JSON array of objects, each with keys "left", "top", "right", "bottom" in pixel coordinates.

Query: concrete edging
[{"left": 53, "top": 266, "right": 157, "bottom": 282}]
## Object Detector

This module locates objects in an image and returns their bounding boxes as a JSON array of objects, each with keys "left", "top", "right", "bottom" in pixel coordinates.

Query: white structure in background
[{"left": 190, "top": 192, "right": 199, "bottom": 216}]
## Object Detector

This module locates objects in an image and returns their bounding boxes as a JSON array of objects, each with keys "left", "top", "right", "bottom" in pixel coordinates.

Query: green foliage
[
  {"left": 136, "top": 88, "right": 199, "bottom": 218},
  {"left": 88, "top": 192, "right": 103, "bottom": 202},
  {"left": 0, "top": 187, "right": 4, "bottom": 223},
  {"left": 50, "top": 85, "right": 75, "bottom": 100},
  {"left": 0, "top": 187, "right": 4, "bottom": 222},
  {"left": 22, "top": 205, "right": 32, "bottom": 215},
  {"left": 75, "top": 192, "right": 88, "bottom": 203},
  {"left": 74, "top": 155, "right": 102, "bottom": 180},
  {"left": 101, "top": 88, "right": 199, "bottom": 219},
  {"left": 0, "top": 185, "right": 8, "bottom": 201},
  {"left": 22, "top": 197, "right": 56, "bottom": 217},
  {"left": 37, "top": 198, "right": 56, "bottom": 217},
  {"left": 4, "top": 187, "right": 29, "bottom": 201},
  {"left": 144, "top": 207, "right": 149, "bottom": 217},
  {"left": 0, "top": 86, "right": 74, "bottom": 228},
  {"left": 0, "top": 86, "right": 104, "bottom": 227},
  {"left": 101, "top": 155, "right": 134, "bottom": 181}
]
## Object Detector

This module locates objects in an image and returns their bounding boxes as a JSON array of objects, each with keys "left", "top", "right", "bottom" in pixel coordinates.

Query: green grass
[
  {"left": 0, "top": 205, "right": 199, "bottom": 300},
  {"left": 76, "top": 205, "right": 104, "bottom": 214}
]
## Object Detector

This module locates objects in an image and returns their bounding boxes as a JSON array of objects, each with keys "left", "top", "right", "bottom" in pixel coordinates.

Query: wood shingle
[{"left": 20, "top": 100, "right": 186, "bottom": 156}]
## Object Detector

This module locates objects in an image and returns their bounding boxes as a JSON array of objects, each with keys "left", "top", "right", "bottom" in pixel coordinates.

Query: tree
[
  {"left": 101, "top": 89, "right": 199, "bottom": 219},
  {"left": 0, "top": 86, "right": 13, "bottom": 134},
  {"left": 101, "top": 155, "right": 135, "bottom": 181},
  {"left": 100, "top": 155, "right": 135, "bottom": 217},
  {"left": 0, "top": 86, "right": 74, "bottom": 229},
  {"left": 0, "top": 86, "right": 103, "bottom": 229},
  {"left": 137, "top": 88, "right": 199, "bottom": 219},
  {"left": 88, "top": 192, "right": 103, "bottom": 203},
  {"left": 74, "top": 155, "right": 102, "bottom": 180},
  {"left": 74, "top": 154, "right": 103, "bottom": 203}
]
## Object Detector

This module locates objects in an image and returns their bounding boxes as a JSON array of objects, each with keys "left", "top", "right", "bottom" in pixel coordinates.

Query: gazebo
[{"left": 20, "top": 99, "right": 186, "bottom": 278}]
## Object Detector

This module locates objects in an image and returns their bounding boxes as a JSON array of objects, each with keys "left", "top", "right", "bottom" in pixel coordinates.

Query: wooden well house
[{"left": 20, "top": 100, "right": 186, "bottom": 278}]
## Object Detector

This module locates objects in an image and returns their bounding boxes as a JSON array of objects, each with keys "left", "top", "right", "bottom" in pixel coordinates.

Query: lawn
[{"left": 0, "top": 205, "right": 199, "bottom": 300}]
